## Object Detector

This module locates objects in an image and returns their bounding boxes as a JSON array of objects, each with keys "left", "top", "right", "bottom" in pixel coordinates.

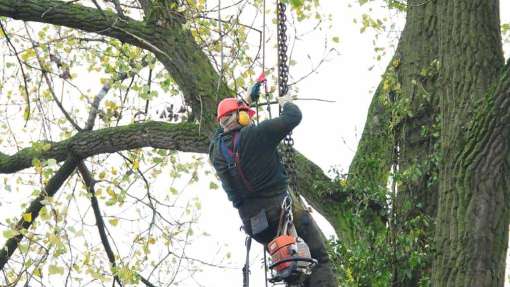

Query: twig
[
  {"left": 250, "top": 97, "right": 336, "bottom": 108},
  {"left": 0, "top": 21, "right": 31, "bottom": 126},
  {"left": 0, "top": 157, "right": 79, "bottom": 270},
  {"left": 111, "top": 0, "right": 127, "bottom": 18},
  {"left": 77, "top": 161, "right": 123, "bottom": 287},
  {"left": 91, "top": 0, "right": 106, "bottom": 17},
  {"left": 77, "top": 161, "right": 159, "bottom": 287},
  {"left": 41, "top": 0, "right": 81, "bottom": 18},
  {"left": 112, "top": 21, "right": 172, "bottom": 63},
  {"left": 85, "top": 72, "right": 128, "bottom": 130},
  {"left": 23, "top": 23, "right": 83, "bottom": 131}
]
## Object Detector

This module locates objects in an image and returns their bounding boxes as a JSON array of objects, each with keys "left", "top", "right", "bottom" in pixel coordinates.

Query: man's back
[{"left": 209, "top": 102, "right": 302, "bottom": 207}]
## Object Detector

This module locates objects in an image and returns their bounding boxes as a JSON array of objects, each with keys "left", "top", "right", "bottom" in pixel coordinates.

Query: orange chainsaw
[{"left": 267, "top": 196, "right": 317, "bottom": 285}]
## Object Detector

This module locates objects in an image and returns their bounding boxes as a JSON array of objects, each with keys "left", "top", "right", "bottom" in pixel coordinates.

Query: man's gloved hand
[
  {"left": 278, "top": 94, "right": 297, "bottom": 106},
  {"left": 249, "top": 82, "right": 261, "bottom": 103}
]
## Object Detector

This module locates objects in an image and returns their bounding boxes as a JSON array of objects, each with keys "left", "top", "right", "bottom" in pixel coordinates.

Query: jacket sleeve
[{"left": 252, "top": 102, "right": 302, "bottom": 148}]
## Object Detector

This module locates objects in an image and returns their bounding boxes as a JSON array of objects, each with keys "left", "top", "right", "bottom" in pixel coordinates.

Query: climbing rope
[{"left": 215, "top": 0, "right": 226, "bottom": 108}]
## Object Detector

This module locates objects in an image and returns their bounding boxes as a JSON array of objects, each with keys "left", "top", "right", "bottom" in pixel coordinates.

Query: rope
[{"left": 215, "top": 0, "right": 225, "bottom": 107}]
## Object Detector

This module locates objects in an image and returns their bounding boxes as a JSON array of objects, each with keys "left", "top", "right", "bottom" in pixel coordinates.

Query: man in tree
[{"left": 208, "top": 82, "right": 337, "bottom": 287}]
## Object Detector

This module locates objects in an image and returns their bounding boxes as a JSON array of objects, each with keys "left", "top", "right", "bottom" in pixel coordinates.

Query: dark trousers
[{"left": 239, "top": 196, "right": 337, "bottom": 287}]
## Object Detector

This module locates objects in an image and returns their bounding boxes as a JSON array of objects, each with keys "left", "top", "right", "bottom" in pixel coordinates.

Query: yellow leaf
[
  {"left": 109, "top": 218, "right": 119, "bottom": 226},
  {"left": 133, "top": 159, "right": 139, "bottom": 170},
  {"left": 22, "top": 213, "right": 32, "bottom": 222},
  {"left": 20, "top": 49, "right": 36, "bottom": 62},
  {"left": 33, "top": 268, "right": 42, "bottom": 277}
]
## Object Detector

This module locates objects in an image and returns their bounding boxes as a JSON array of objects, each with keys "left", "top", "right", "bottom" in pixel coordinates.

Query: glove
[
  {"left": 278, "top": 94, "right": 296, "bottom": 106},
  {"left": 249, "top": 82, "right": 261, "bottom": 103}
]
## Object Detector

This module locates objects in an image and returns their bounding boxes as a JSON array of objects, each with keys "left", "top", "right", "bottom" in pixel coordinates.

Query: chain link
[
  {"left": 277, "top": 2, "right": 289, "bottom": 98},
  {"left": 277, "top": 1, "right": 298, "bottom": 194}
]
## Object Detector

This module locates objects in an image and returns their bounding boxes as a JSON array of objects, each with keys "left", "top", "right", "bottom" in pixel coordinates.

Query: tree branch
[
  {"left": 0, "top": 20, "right": 31, "bottom": 125},
  {"left": 0, "top": 121, "right": 209, "bottom": 174},
  {"left": 78, "top": 161, "right": 158, "bottom": 287},
  {"left": 24, "top": 22, "right": 83, "bottom": 131},
  {"left": 77, "top": 161, "right": 123, "bottom": 286},
  {"left": 0, "top": 157, "right": 79, "bottom": 270},
  {"left": 0, "top": 0, "right": 230, "bottom": 131}
]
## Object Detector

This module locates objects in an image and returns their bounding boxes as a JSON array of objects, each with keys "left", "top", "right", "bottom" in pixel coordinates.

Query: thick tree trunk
[
  {"left": 389, "top": 1, "right": 440, "bottom": 285},
  {"left": 432, "top": 0, "right": 508, "bottom": 286}
]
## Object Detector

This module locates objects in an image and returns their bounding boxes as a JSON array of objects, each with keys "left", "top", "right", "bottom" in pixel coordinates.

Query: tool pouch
[{"left": 250, "top": 209, "right": 269, "bottom": 235}]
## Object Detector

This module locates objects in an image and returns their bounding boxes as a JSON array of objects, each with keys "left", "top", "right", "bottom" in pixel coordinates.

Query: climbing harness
[{"left": 219, "top": 131, "right": 255, "bottom": 194}]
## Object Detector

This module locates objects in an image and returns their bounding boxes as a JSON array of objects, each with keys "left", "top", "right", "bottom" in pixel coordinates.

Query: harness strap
[
  {"left": 242, "top": 236, "right": 252, "bottom": 287},
  {"left": 263, "top": 245, "right": 269, "bottom": 287},
  {"left": 220, "top": 131, "right": 255, "bottom": 193}
]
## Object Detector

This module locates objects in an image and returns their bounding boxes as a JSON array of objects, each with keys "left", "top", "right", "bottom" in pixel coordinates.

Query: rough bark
[
  {"left": 432, "top": 0, "right": 508, "bottom": 285},
  {"left": 0, "top": 121, "right": 209, "bottom": 174},
  {"left": 389, "top": 1, "right": 441, "bottom": 285}
]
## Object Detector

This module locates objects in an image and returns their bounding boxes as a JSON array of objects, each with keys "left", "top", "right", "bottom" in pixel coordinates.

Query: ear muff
[{"left": 237, "top": 110, "right": 250, "bottom": 126}]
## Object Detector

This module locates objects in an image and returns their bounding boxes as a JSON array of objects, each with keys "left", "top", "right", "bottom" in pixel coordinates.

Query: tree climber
[{"left": 208, "top": 82, "right": 337, "bottom": 287}]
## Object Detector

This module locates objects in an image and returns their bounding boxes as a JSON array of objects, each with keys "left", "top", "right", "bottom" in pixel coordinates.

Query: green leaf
[
  {"left": 109, "top": 218, "right": 119, "bottom": 226},
  {"left": 48, "top": 264, "right": 65, "bottom": 275},
  {"left": 3, "top": 229, "right": 19, "bottom": 239},
  {"left": 209, "top": 182, "right": 219, "bottom": 190},
  {"left": 289, "top": 0, "right": 304, "bottom": 8}
]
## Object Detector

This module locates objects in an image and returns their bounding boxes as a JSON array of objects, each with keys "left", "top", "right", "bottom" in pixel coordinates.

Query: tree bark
[
  {"left": 432, "top": 0, "right": 508, "bottom": 285},
  {"left": 0, "top": 121, "right": 209, "bottom": 174}
]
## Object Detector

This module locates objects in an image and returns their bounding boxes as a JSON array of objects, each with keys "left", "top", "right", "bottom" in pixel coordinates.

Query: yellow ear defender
[{"left": 238, "top": 110, "right": 250, "bottom": 126}]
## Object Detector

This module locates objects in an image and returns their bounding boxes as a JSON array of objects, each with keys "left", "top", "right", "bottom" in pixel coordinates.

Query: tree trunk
[{"left": 432, "top": 0, "right": 508, "bottom": 285}]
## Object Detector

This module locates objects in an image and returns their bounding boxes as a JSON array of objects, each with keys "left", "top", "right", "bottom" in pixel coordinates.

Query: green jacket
[{"left": 209, "top": 102, "right": 302, "bottom": 208}]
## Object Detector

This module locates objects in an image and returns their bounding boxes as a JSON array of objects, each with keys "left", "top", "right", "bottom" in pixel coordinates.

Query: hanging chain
[
  {"left": 277, "top": 1, "right": 298, "bottom": 194},
  {"left": 277, "top": 1, "right": 289, "bottom": 99}
]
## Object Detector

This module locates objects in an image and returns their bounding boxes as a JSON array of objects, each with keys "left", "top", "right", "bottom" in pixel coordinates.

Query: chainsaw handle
[{"left": 268, "top": 257, "right": 318, "bottom": 269}]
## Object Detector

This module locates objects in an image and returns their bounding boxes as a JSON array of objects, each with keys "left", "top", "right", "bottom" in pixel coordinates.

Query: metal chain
[
  {"left": 277, "top": 1, "right": 289, "bottom": 98},
  {"left": 277, "top": 1, "right": 298, "bottom": 194}
]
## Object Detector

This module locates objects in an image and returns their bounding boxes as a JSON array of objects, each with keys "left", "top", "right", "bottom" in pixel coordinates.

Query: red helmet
[{"left": 216, "top": 98, "right": 255, "bottom": 121}]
